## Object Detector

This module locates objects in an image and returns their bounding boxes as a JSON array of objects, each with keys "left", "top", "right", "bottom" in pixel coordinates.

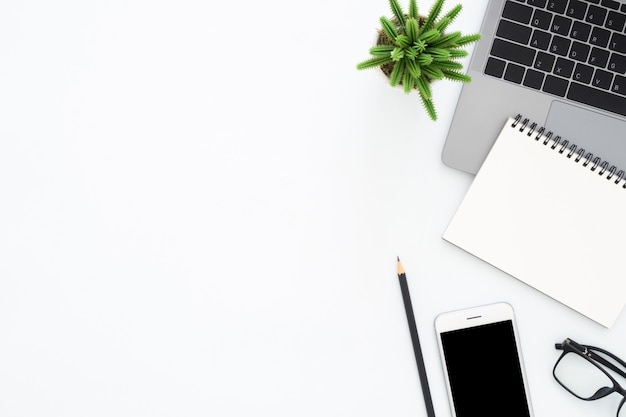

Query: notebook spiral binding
[{"left": 511, "top": 114, "right": 626, "bottom": 188}]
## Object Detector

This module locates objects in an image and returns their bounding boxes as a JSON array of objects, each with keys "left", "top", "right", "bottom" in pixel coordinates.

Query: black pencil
[{"left": 397, "top": 257, "right": 435, "bottom": 417}]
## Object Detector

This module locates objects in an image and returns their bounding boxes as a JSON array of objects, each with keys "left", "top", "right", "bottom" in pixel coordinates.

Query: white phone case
[{"left": 434, "top": 302, "right": 534, "bottom": 417}]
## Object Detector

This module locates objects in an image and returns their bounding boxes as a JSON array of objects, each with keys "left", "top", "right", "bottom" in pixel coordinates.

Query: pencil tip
[
  {"left": 397, "top": 258, "right": 405, "bottom": 275},
  {"left": 397, "top": 256, "right": 400, "bottom": 262}
]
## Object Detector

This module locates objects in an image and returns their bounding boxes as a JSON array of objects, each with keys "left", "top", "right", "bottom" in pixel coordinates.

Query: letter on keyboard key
[
  {"left": 569, "top": 41, "right": 591, "bottom": 62},
  {"left": 574, "top": 63, "right": 594, "bottom": 83},
  {"left": 609, "top": 32, "right": 626, "bottom": 53},
  {"left": 532, "top": 9, "right": 553, "bottom": 30},
  {"left": 608, "top": 53, "right": 626, "bottom": 74},
  {"left": 531, "top": 30, "right": 552, "bottom": 50},
  {"left": 568, "top": 82, "right": 626, "bottom": 116},
  {"left": 571, "top": 21, "right": 592, "bottom": 42},
  {"left": 491, "top": 39, "right": 536, "bottom": 66},
  {"left": 550, "top": 36, "right": 572, "bottom": 56},
  {"left": 551, "top": 15, "right": 573, "bottom": 35},
  {"left": 590, "top": 26, "right": 611, "bottom": 47},
  {"left": 588, "top": 47, "right": 610, "bottom": 68},
  {"left": 554, "top": 57, "right": 575, "bottom": 78},
  {"left": 534, "top": 52, "right": 556, "bottom": 72},
  {"left": 612, "top": 75, "right": 626, "bottom": 96},
  {"left": 592, "top": 69, "right": 613, "bottom": 89}
]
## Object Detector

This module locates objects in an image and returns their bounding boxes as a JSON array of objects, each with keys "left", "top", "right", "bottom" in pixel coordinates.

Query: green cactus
[{"left": 357, "top": 0, "right": 481, "bottom": 121}]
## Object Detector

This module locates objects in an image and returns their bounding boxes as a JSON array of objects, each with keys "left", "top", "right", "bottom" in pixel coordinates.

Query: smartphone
[{"left": 434, "top": 302, "right": 533, "bottom": 417}]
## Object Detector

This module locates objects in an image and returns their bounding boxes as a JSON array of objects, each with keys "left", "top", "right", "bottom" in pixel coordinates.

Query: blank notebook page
[{"left": 443, "top": 117, "right": 626, "bottom": 328}]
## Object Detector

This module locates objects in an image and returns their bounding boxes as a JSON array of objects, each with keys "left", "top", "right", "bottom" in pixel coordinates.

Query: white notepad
[{"left": 443, "top": 116, "right": 626, "bottom": 328}]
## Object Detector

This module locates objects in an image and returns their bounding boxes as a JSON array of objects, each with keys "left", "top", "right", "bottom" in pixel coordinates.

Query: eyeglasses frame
[{"left": 554, "top": 338, "right": 626, "bottom": 417}]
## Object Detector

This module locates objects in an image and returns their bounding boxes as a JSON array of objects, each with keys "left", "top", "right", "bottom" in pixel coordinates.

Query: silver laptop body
[{"left": 443, "top": 0, "right": 626, "bottom": 174}]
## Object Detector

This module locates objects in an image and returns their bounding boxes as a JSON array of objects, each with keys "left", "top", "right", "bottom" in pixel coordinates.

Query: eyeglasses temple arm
[
  {"left": 555, "top": 340, "right": 626, "bottom": 379},
  {"left": 588, "top": 345, "right": 626, "bottom": 369},
  {"left": 588, "top": 348, "right": 626, "bottom": 380}
]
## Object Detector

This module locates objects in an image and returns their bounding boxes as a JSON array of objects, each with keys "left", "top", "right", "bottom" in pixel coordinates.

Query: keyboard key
[
  {"left": 586, "top": 5, "right": 608, "bottom": 25},
  {"left": 609, "top": 32, "right": 626, "bottom": 53},
  {"left": 554, "top": 57, "right": 575, "bottom": 77},
  {"left": 534, "top": 51, "right": 557, "bottom": 71},
  {"left": 605, "top": 10, "right": 626, "bottom": 31},
  {"left": 601, "top": 0, "right": 620, "bottom": 10},
  {"left": 566, "top": 0, "right": 588, "bottom": 19},
  {"left": 530, "top": 29, "right": 552, "bottom": 49},
  {"left": 608, "top": 53, "right": 626, "bottom": 74},
  {"left": 551, "top": 15, "right": 572, "bottom": 35},
  {"left": 503, "top": 0, "right": 533, "bottom": 24},
  {"left": 569, "top": 41, "right": 591, "bottom": 62},
  {"left": 524, "top": 69, "right": 546, "bottom": 89},
  {"left": 543, "top": 75, "right": 569, "bottom": 96},
  {"left": 531, "top": 9, "right": 553, "bottom": 30},
  {"left": 574, "top": 63, "right": 594, "bottom": 83},
  {"left": 505, "top": 63, "right": 526, "bottom": 83},
  {"left": 496, "top": 19, "right": 533, "bottom": 44},
  {"left": 485, "top": 57, "right": 507, "bottom": 78},
  {"left": 622, "top": 4, "right": 626, "bottom": 14},
  {"left": 550, "top": 35, "right": 571, "bottom": 56},
  {"left": 588, "top": 47, "right": 610, "bottom": 67},
  {"left": 568, "top": 82, "right": 626, "bottom": 116},
  {"left": 547, "top": 0, "right": 568, "bottom": 14},
  {"left": 491, "top": 38, "right": 536, "bottom": 66},
  {"left": 590, "top": 26, "right": 611, "bottom": 47},
  {"left": 570, "top": 21, "right": 591, "bottom": 42},
  {"left": 528, "top": 0, "right": 548, "bottom": 7},
  {"left": 611, "top": 75, "right": 626, "bottom": 95},
  {"left": 592, "top": 69, "right": 613, "bottom": 89}
]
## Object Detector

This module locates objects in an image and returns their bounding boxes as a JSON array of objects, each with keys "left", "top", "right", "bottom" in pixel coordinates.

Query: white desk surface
[{"left": 2, "top": 0, "right": 625, "bottom": 415}]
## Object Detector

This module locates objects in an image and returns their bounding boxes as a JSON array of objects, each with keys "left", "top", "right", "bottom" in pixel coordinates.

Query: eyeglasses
[{"left": 553, "top": 338, "right": 626, "bottom": 417}]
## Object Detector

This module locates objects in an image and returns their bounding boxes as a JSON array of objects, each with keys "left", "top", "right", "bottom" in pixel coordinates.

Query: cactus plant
[{"left": 357, "top": 0, "right": 481, "bottom": 121}]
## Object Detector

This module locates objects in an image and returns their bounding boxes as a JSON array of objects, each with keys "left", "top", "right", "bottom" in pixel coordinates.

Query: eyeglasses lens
[{"left": 554, "top": 351, "right": 613, "bottom": 400}]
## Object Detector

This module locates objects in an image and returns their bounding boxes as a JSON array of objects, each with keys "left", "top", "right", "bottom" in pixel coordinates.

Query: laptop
[{"left": 443, "top": 0, "right": 626, "bottom": 174}]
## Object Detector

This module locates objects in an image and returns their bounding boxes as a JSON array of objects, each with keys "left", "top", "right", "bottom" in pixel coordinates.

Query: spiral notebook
[{"left": 443, "top": 115, "right": 626, "bottom": 328}]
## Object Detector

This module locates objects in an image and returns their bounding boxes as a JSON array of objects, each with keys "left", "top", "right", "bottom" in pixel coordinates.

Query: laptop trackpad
[{"left": 545, "top": 101, "right": 626, "bottom": 168}]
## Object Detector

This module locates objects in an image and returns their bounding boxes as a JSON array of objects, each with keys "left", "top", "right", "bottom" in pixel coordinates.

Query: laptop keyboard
[{"left": 485, "top": 0, "right": 626, "bottom": 117}]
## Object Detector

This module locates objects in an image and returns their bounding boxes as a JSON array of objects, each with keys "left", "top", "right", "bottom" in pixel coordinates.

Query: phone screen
[{"left": 440, "top": 320, "right": 531, "bottom": 417}]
